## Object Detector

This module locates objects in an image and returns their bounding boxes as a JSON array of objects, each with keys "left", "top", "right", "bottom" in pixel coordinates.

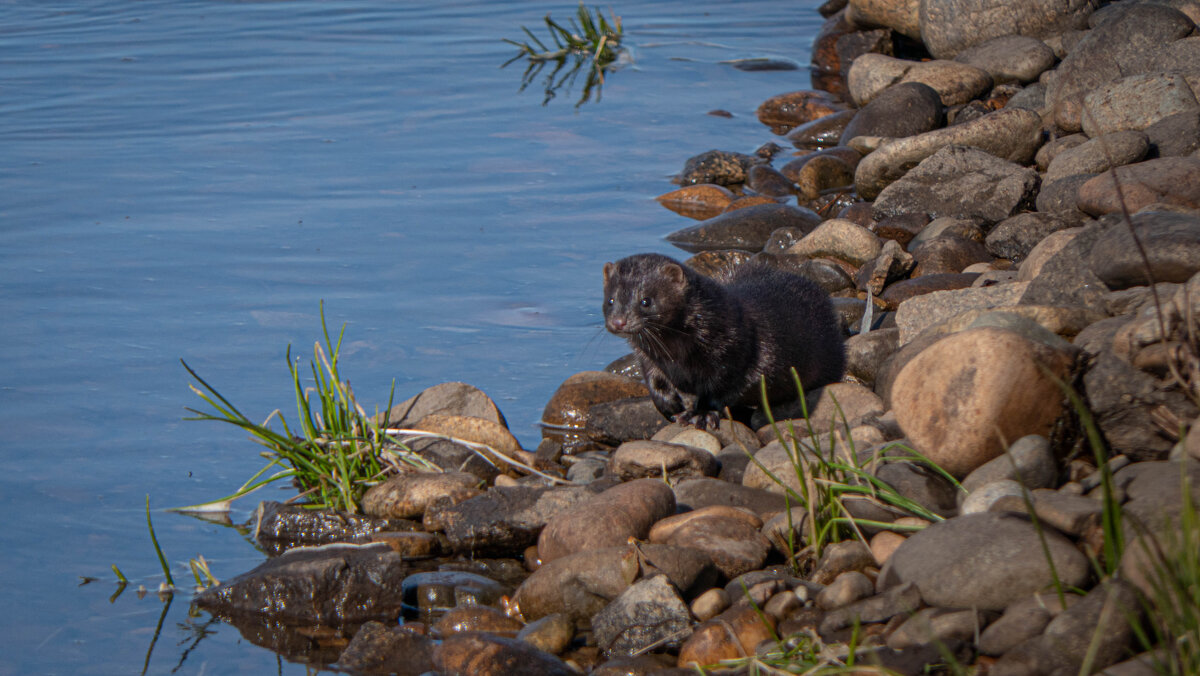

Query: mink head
[{"left": 602, "top": 253, "right": 689, "bottom": 339}]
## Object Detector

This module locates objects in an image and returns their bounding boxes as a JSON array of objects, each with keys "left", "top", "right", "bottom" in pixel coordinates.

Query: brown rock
[
  {"left": 649, "top": 506, "right": 771, "bottom": 578},
  {"left": 678, "top": 605, "right": 776, "bottom": 667},
  {"left": 378, "top": 381, "right": 507, "bottom": 428},
  {"left": 757, "top": 90, "right": 848, "bottom": 134},
  {"left": 609, "top": 440, "right": 720, "bottom": 481},
  {"left": 541, "top": 371, "right": 647, "bottom": 428},
  {"left": 910, "top": 236, "right": 993, "bottom": 276},
  {"left": 362, "top": 471, "right": 482, "bottom": 519},
  {"left": 432, "top": 605, "right": 523, "bottom": 637},
  {"left": 655, "top": 184, "right": 735, "bottom": 220},
  {"left": 433, "top": 632, "right": 574, "bottom": 676},
  {"left": 537, "top": 478, "right": 676, "bottom": 564},
  {"left": 1077, "top": 157, "right": 1200, "bottom": 215},
  {"left": 666, "top": 203, "right": 823, "bottom": 254},
  {"left": 879, "top": 273, "right": 980, "bottom": 310}
]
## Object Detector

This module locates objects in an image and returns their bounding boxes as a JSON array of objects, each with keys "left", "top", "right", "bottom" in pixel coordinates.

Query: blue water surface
[{"left": 0, "top": 1, "right": 822, "bottom": 672}]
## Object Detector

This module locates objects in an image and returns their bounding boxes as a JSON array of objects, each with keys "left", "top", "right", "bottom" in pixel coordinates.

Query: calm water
[{"left": 0, "top": 1, "right": 822, "bottom": 672}]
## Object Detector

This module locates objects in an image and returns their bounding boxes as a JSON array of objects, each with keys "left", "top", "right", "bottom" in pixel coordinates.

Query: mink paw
[{"left": 675, "top": 409, "right": 720, "bottom": 430}]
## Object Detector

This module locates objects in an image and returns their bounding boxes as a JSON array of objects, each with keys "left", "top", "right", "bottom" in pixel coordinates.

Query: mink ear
[
  {"left": 603, "top": 262, "right": 614, "bottom": 283},
  {"left": 662, "top": 262, "right": 686, "bottom": 287}
]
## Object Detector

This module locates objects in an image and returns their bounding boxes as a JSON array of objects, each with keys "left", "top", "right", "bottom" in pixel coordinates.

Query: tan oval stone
[
  {"left": 516, "top": 613, "right": 575, "bottom": 655},
  {"left": 375, "top": 381, "right": 506, "bottom": 428},
  {"left": 785, "top": 218, "right": 882, "bottom": 266},
  {"left": 848, "top": 54, "right": 992, "bottom": 107},
  {"left": 362, "top": 471, "right": 483, "bottom": 519},
  {"left": 870, "top": 530, "right": 908, "bottom": 566},
  {"left": 678, "top": 605, "right": 776, "bottom": 667},
  {"left": 537, "top": 478, "right": 676, "bottom": 564},
  {"left": 666, "top": 428, "right": 722, "bottom": 455},
  {"left": 891, "top": 327, "right": 1073, "bottom": 478},
  {"left": 655, "top": 184, "right": 735, "bottom": 221},
  {"left": 412, "top": 414, "right": 523, "bottom": 456},
  {"left": 370, "top": 531, "right": 441, "bottom": 559}
]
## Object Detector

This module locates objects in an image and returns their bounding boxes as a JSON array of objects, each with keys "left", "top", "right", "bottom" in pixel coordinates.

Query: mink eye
[
  {"left": 640, "top": 297, "right": 652, "bottom": 308},
  {"left": 606, "top": 298, "right": 614, "bottom": 306}
]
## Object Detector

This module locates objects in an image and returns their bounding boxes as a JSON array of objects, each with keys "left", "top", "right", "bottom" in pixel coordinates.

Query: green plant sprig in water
[
  {"left": 502, "top": 3, "right": 624, "bottom": 106},
  {"left": 179, "top": 302, "right": 438, "bottom": 514}
]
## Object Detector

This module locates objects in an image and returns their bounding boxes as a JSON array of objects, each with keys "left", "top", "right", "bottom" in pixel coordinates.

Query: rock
[
  {"left": 538, "top": 479, "right": 675, "bottom": 564},
  {"left": 672, "top": 477, "right": 787, "bottom": 518},
  {"left": 401, "top": 569, "right": 509, "bottom": 617},
  {"left": 1144, "top": 110, "right": 1200, "bottom": 157},
  {"left": 763, "top": 256, "right": 856, "bottom": 295},
  {"left": 879, "top": 273, "right": 980, "bottom": 310},
  {"left": 1019, "top": 223, "right": 1109, "bottom": 308},
  {"left": 985, "top": 212, "right": 1076, "bottom": 262},
  {"left": 855, "top": 108, "right": 1043, "bottom": 199},
  {"left": 961, "top": 478, "right": 1025, "bottom": 514},
  {"left": 665, "top": 203, "right": 823, "bottom": 254},
  {"left": 1036, "top": 133, "right": 1088, "bottom": 171},
  {"left": 819, "top": 581, "right": 922, "bottom": 636},
  {"left": 790, "top": 153, "right": 859, "bottom": 201},
  {"left": 378, "top": 381, "right": 507, "bottom": 428},
  {"left": 872, "top": 145, "right": 1040, "bottom": 225},
  {"left": 1047, "top": 4, "right": 1196, "bottom": 131},
  {"left": 251, "top": 501, "right": 420, "bottom": 554},
  {"left": 784, "top": 218, "right": 882, "bottom": 266},
  {"left": 1046, "top": 130, "right": 1150, "bottom": 182},
  {"left": 541, "top": 371, "right": 647, "bottom": 429},
  {"left": 1081, "top": 73, "right": 1200, "bottom": 138},
  {"left": 756, "top": 91, "right": 848, "bottom": 134},
  {"left": 649, "top": 506, "right": 772, "bottom": 578},
  {"left": 1083, "top": 352, "right": 1199, "bottom": 461},
  {"left": 908, "top": 216, "right": 985, "bottom": 249},
  {"left": 919, "top": 0, "right": 1094, "bottom": 59},
  {"left": 878, "top": 512, "right": 1091, "bottom": 610},
  {"left": 992, "top": 581, "right": 1142, "bottom": 675},
  {"left": 432, "top": 605, "right": 523, "bottom": 637},
  {"left": 592, "top": 574, "right": 693, "bottom": 658},
  {"left": 811, "top": 539, "right": 878, "bottom": 585},
  {"left": 839, "top": 82, "right": 945, "bottom": 146},
  {"left": 513, "top": 543, "right": 716, "bottom": 624},
  {"left": 586, "top": 396, "right": 669, "bottom": 444},
  {"left": 910, "top": 235, "right": 993, "bottom": 276},
  {"left": 1035, "top": 174, "right": 1095, "bottom": 225},
  {"left": 870, "top": 530, "right": 908, "bottom": 566},
  {"left": 655, "top": 418, "right": 762, "bottom": 453},
  {"left": 677, "top": 150, "right": 762, "bottom": 186},
  {"left": 953, "top": 35, "right": 1057, "bottom": 84},
  {"left": 746, "top": 165, "right": 798, "bottom": 196},
  {"left": 362, "top": 471, "right": 482, "bottom": 519},
  {"left": 992, "top": 488, "right": 1104, "bottom": 537},
  {"left": 689, "top": 587, "right": 730, "bottom": 622},
  {"left": 194, "top": 542, "right": 409, "bottom": 625},
  {"left": 1078, "top": 159, "right": 1200, "bottom": 217},
  {"left": 370, "top": 531, "right": 442, "bottom": 559},
  {"left": 1091, "top": 211, "right": 1200, "bottom": 289},
  {"left": 804, "top": 382, "right": 888, "bottom": 433},
  {"left": 856, "top": 240, "right": 915, "bottom": 295},
  {"left": 439, "top": 485, "right": 594, "bottom": 556},
  {"left": 517, "top": 613, "right": 575, "bottom": 656},
  {"left": 891, "top": 327, "right": 1074, "bottom": 478},
  {"left": 887, "top": 607, "right": 990, "bottom": 650},
  {"left": 433, "top": 632, "right": 575, "bottom": 676},
  {"left": 656, "top": 184, "right": 735, "bottom": 221},
  {"left": 848, "top": 54, "right": 992, "bottom": 108},
  {"left": 816, "top": 570, "right": 876, "bottom": 610},
  {"left": 894, "top": 282, "right": 1026, "bottom": 343},
  {"left": 409, "top": 436, "right": 503, "bottom": 483},
  {"left": 332, "top": 622, "right": 435, "bottom": 675},
  {"left": 846, "top": 0, "right": 922, "bottom": 40},
  {"left": 875, "top": 460, "right": 961, "bottom": 517},
  {"left": 609, "top": 439, "right": 720, "bottom": 481},
  {"left": 871, "top": 212, "right": 930, "bottom": 248},
  {"left": 846, "top": 328, "right": 902, "bottom": 384},
  {"left": 977, "top": 591, "right": 1074, "bottom": 656},
  {"left": 786, "top": 109, "right": 858, "bottom": 149},
  {"left": 960, "top": 434, "right": 1058, "bottom": 497},
  {"left": 678, "top": 604, "right": 776, "bottom": 668}
]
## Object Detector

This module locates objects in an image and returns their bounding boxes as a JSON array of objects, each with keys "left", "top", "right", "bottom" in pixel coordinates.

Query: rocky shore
[{"left": 194, "top": 0, "right": 1200, "bottom": 673}]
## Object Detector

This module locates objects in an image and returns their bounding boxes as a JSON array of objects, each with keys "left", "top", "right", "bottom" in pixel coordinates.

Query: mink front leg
[
  {"left": 679, "top": 393, "right": 725, "bottom": 430},
  {"left": 641, "top": 361, "right": 685, "bottom": 421}
]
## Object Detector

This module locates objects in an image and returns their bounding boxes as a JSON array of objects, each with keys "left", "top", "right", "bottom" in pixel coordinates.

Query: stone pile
[{"left": 195, "top": 0, "right": 1200, "bottom": 673}]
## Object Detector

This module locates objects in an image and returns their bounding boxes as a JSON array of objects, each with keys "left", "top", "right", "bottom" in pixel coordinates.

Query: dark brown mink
[{"left": 602, "top": 252, "right": 845, "bottom": 429}]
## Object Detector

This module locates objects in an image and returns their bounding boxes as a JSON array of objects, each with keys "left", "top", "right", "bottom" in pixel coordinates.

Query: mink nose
[{"left": 610, "top": 317, "right": 626, "bottom": 331}]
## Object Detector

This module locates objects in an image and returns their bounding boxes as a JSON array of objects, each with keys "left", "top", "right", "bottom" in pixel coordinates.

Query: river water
[{"left": 0, "top": 1, "right": 823, "bottom": 672}]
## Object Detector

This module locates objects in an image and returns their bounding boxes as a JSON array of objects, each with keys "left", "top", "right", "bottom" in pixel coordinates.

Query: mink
[{"left": 602, "top": 253, "right": 845, "bottom": 429}]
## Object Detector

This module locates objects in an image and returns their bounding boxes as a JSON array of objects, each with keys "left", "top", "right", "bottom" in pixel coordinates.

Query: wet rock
[
  {"left": 894, "top": 281, "right": 1027, "bottom": 343},
  {"left": 1045, "top": 130, "right": 1150, "bottom": 182},
  {"left": 665, "top": 203, "right": 823, "bottom": 254},
  {"left": 856, "top": 240, "right": 915, "bottom": 295},
  {"left": 819, "top": 581, "right": 922, "bottom": 636},
  {"left": 834, "top": 27, "right": 896, "bottom": 82},
  {"left": 887, "top": 607, "right": 990, "bottom": 651},
  {"left": 848, "top": 54, "right": 993, "bottom": 107},
  {"left": 785, "top": 218, "right": 882, "bottom": 266},
  {"left": 362, "top": 471, "right": 482, "bottom": 520},
  {"left": 960, "top": 434, "right": 1057, "bottom": 498},
  {"left": 378, "top": 381, "right": 507, "bottom": 428},
  {"left": 194, "top": 542, "right": 409, "bottom": 625},
  {"left": 592, "top": 574, "right": 693, "bottom": 658},
  {"left": 672, "top": 477, "right": 787, "bottom": 518},
  {"left": 655, "top": 184, "right": 735, "bottom": 220},
  {"left": 542, "top": 371, "right": 648, "bottom": 429},
  {"left": 891, "top": 327, "right": 1073, "bottom": 478},
  {"left": 953, "top": 35, "right": 1057, "bottom": 84},
  {"left": 840, "top": 82, "right": 945, "bottom": 147},
  {"left": 609, "top": 439, "right": 720, "bottom": 481},
  {"left": 332, "top": 622, "right": 435, "bottom": 675},
  {"left": 910, "top": 235, "right": 993, "bottom": 276},
  {"left": 992, "top": 581, "right": 1142, "bottom": 675},
  {"left": 879, "top": 512, "right": 1091, "bottom": 610},
  {"left": 677, "top": 149, "right": 763, "bottom": 186},
  {"left": 985, "top": 212, "right": 1076, "bottom": 262},
  {"left": 816, "top": 570, "right": 875, "bottom": 610},
  {"left": 977, "top": 591, "right": 1074, "bottom": 656},
  {"left": 919, "top": 0, "right": 1093, "bottom": 59},
  {"left": 678, "top": 604, "right": 776, "bottom": 667},
  {"left": 649, "top": 506, "right": 771, "bottom": 578},
  {"left": 746, "top": 165, "right": 797, "bottom": 197},
  {"left": 538, "top": 478, "right": 675, "bottom": 564},
  {"left": 879, "top": 273, "right": 980, "bottom": 310},
  {"left": 1091, "top": 211, "right": 1200, "bottom": 289},
  {"left": 1079, "top": 158, "right": 1200, "bottom": 217},
  {"left": 756, "top": 90, "right": 848, "bottom": 134},
  {"left": 432, "top": 605, "right": 523, "bottom": 637},
  {"left": 252, "top": 501, "right": 420, "bottom": 554},
  {"left": 855, "top": 108, "right": 1042, "bottom": 199},
  {"left": 1046, "top": 4, "right": 1195, "bottom": 132},
  {"left": 513, "top": 543, "right": 716, "bottom": 624},
  {"left": 1081, "top": 72, "right": 1200, "bottom": 138},
  {"left": 401, "top": 570, "right": 509, "bottom": 617},
  {"left": 517, "top": 613, "right": 575, "bottom": 656},
  {"left": 370, "top": 531, "right": 442, "bottom": 559},
  {"left": 789, "top": 153, "right": 858, "bottom": 201},
  {"left": 760, "top": 255, "right": 856, "bottom": 295},
  {"left": 786, "top": 109, "right": 857, "bottom": 149},
  {"left": 439, "top": 484, "right": 594, "bottom": 556},
  {"left": 872, "top": 145, "right": 1040, "bottom": 225},
  {"left": 686, "top": 249, "right": 756, "bottom": 278},
  {"left": 433, "top": 632, "right": 574, "bottom": 676},
  {"left": 871, "top": 212, "right": 930, "bottom": 248},
  {"left": 586, "top": 396, "right": 669, "bottom": 445}
]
